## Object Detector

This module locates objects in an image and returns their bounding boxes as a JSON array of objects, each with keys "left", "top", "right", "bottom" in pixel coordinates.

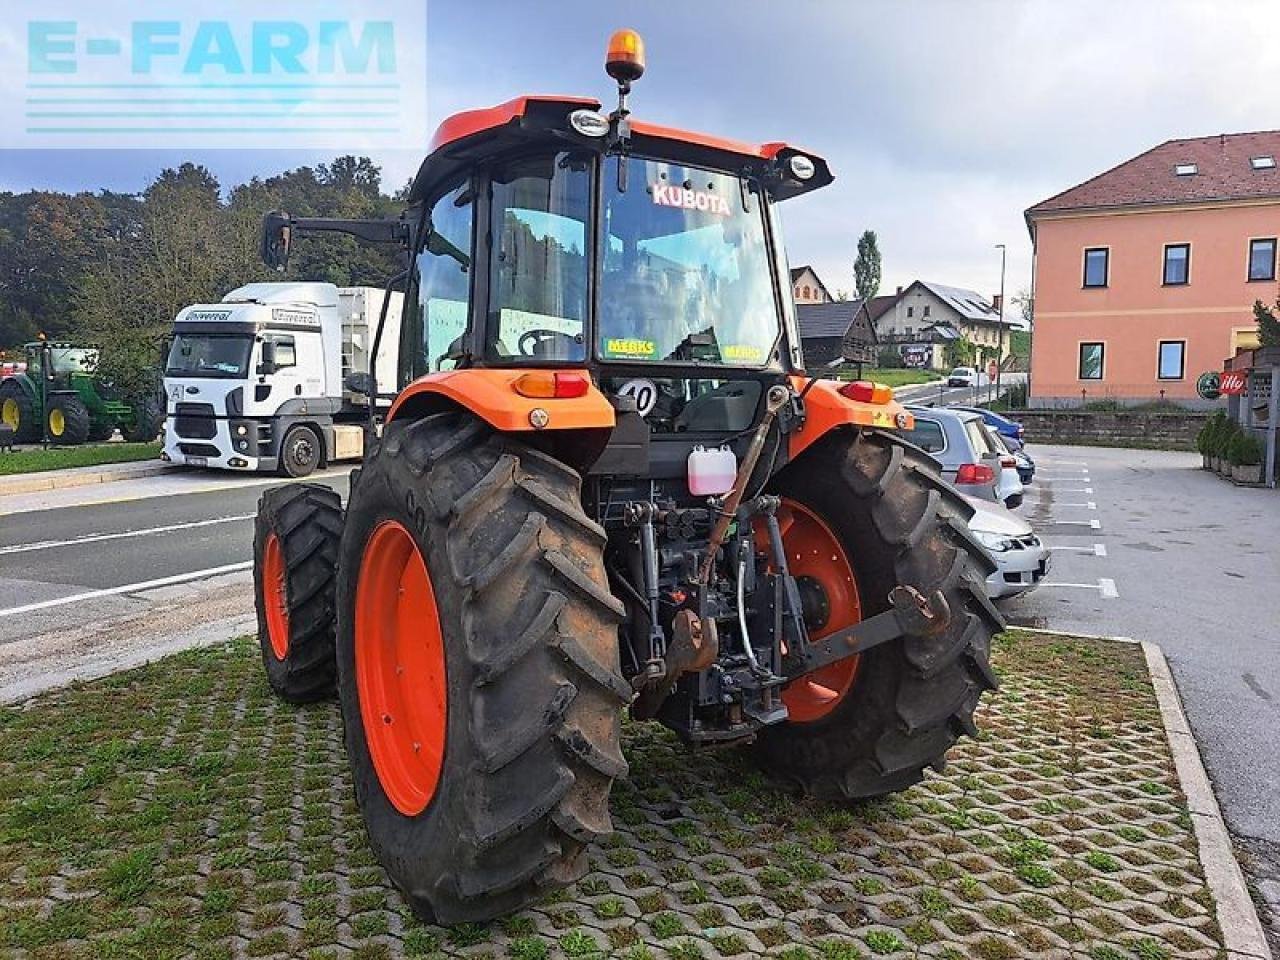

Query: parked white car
[
  {"left": 947, "top": 366, "right": 978, "bottom": 387},
  {"left": 964, "top": 495, "right": 1050, "bottom": 599}
]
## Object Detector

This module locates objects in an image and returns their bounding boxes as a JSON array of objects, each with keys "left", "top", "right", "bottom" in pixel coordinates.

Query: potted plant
[
  {"left": 1218, "top": 421, "right": 1241, "bottom": 476},
  {"left": 1232, "top": 433, "right": 1264, "bottom": 484},
  {"left": 1203, "top": 412, "right": 1228, "bottom": 472},
  {"left": 1195, "top": 418, "right": 1214, "bottom": 469}
]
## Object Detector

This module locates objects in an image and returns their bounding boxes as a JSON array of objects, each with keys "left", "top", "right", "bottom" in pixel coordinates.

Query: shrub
[
  {"left": 1212, "top": 417, "right": 1240, "bottom": 459},
  {"left": 1230, "top": 432, "right": 1264, "bottom": 466}
]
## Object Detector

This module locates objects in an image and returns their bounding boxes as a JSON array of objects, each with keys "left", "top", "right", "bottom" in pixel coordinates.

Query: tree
[
  {"left": 945, "top": 335, "right": 976, "bottom": 369},
  {"left": 853, "top": 230, "right": 881, "bottom": 302},
  {"left": 1255, "top": 298, "right": 1280, "bottom": 348},
  {"left": 1012, "top": 287, "right": 1034, "bottom": 327}
]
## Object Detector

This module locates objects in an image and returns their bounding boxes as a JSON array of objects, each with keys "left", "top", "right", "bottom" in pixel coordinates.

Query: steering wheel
[{"left": 518, "top": 328, "right": 581, "bottom": 358}]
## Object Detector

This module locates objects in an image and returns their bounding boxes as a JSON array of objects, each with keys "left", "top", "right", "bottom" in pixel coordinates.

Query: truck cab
[{"left": 162, "top": 282, "right": 391, "bottom": 475}]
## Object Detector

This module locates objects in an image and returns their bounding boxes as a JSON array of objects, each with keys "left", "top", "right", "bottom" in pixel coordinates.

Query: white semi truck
[{"left": 162, "top": 282, "right": 401, "bottom": 476}]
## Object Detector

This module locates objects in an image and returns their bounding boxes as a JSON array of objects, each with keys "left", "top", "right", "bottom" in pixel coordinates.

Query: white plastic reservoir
[{"left": 687, "top": 445, "right": 738, "bottom": 497}]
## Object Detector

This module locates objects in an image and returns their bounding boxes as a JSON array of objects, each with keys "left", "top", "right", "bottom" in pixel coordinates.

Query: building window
[
  {"left": 1249, "top": 238, "right": 1276, "bottom": 281},
  {"left": 923, "top": 305, "right": 931, "bottom": 317},
  {"left": 802, "top": 285, "right": 811, "bottom": 299},
  {"left": 1078, "top": 342, "right": 1104, "bottom": 380},
  {"left": 1163, "top": 243, "right": 1190, "bottom": 285},
  {"left": 1083, "top": 248, "right": 1108, "bottom": 288},
  {"left": 906, "top": 306, "right": 914, "bottom": 318},
  {"left": 794, "top": 286, "right": 801, "bottom": 298},
  {"left": 1157, "top": 341, "right": 1185, "bottom": 380}
]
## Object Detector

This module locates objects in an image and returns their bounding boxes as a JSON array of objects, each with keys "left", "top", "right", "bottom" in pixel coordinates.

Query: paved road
[
  {"left": 893, "top": 371, "right": 1025, "bottom": 408},
  {"left": 999, "top": 444, "right": 1280, "bottom": 948},
  {"left": 0, "top": 465, "right": 350, "bottom": 648}
]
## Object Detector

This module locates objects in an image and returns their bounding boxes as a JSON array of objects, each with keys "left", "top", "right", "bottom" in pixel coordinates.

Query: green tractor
[{"left": 0, "top": 342, "right": 164, "bottom": 446}]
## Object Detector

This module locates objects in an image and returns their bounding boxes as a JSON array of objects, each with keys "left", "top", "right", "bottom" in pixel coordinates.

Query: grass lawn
[
  {"left": 0, "top": 631, "right": 1224, "bottom": 958},
  {"left": 0, "top": 441, "right": 161, "bottom": 477},
  {"left": 841, "top": 367, "right": 941, "bottom": 388}
]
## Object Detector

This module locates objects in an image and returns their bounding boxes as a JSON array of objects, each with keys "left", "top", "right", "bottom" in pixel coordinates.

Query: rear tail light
[
  {"left": 838, "top": 380, "right": 893, "bottom": 404},
  {"left": 512, "top": 371, "right": 591, "bottom": 399},
  {"left": 956, "top": 463, "right": 996, "bottom": 485}
]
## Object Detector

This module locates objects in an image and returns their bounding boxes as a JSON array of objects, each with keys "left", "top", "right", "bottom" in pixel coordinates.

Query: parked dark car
[{"left": 951, "top": 405, "right": 1025, "bottom": 445}]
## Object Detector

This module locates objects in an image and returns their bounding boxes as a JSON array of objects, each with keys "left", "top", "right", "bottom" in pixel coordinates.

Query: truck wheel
[
  {"left": 0, "top": 380, "right": 38, "bottom": 443},
  {"left": 336, "top": 412, "right": 628, "bottom": 924},
  {"left": 123, "top": 395, "right": 163, "bottom": 442},
  {"left": 46, "top": 396, "right": 91, "bottom": 446},
  {"left": 254, "top": 483, "right": 344, "bottom": 702},
  {"left": 280, "top": 425, "right": 321, "bottom": 477},
  {"left": 753, "top": 429, "right": 1003, "bottom": 800}
]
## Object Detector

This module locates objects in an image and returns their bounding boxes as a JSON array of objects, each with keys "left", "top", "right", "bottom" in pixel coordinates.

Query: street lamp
[{"left": 994, "top": 243, "right": 1007, "bottom": 402}]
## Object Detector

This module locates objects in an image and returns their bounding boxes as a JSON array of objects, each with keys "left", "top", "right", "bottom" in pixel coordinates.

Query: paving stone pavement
[{"left": 0, "top": 632, "right": 1225, "bottom": 959}]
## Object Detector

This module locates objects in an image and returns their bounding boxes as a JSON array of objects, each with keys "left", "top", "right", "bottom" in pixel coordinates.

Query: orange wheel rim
[
  {"left": 263, "top": 532, "right": 290, "bottom": 660},
  {"left": 355, "top": 520, "right": 447, "bottom": 816},
  {"left": 762, "top": 499, "right": 863, "bottom": 723}
]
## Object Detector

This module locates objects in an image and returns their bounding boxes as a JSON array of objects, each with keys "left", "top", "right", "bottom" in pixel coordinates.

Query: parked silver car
[
  {"left": 964, "top": 495, "right": 1051, "bottom": 599},
  {"left": 895, "top": 406, "right": 1007, "bottom": 503}
]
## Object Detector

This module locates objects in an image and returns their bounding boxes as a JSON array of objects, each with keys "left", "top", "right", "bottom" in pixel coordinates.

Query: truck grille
[
  {"left": 174, "top": 402, "right": 216, "bottom": 439},
  {"left": 178, "top": 442, "right": 221, "bottom": 457}
]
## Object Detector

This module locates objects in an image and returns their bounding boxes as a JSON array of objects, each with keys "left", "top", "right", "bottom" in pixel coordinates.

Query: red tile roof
[{"left": 1027, "top": 131, "right": 1280, "bottom": 217}]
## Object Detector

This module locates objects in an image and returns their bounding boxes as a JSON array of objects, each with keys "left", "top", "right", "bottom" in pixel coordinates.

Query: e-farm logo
[{"left": 8, "top": 1, "right": 426, "bottom": 148}]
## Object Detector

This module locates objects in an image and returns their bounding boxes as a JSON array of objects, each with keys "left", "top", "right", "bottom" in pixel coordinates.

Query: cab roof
[{"left": 409, "top": 95, "right": 832, "bottom": 205}]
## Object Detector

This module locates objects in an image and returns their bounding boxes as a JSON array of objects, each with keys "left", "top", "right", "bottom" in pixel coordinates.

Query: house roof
[
  {"left": 789, "top": 264, "right": 834, "bottom": 301},
  {"left": 1027, "top": 130, "right": 1280, "bottom": 217},
  {"left": 910, "top": 281, "right": 1000, "bottom": 324},
  {"left": 796, "top": 300, "right": 865, "bottom": 339},
  {"left": 865, "top": 294, "right": 898, "bottom": 322}
]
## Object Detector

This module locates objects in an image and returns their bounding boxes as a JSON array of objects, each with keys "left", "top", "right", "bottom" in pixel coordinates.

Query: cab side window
[
  {"left": 263, "top": 335, "right": 296, "bottom": 370},
  {"left": 419, "top": 183, "right": 474, "bottom": 373}
]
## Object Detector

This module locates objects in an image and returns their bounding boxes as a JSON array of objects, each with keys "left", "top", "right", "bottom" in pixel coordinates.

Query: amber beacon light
[{"left": 606, "top": 29, "right": 646, "bottom": 83}]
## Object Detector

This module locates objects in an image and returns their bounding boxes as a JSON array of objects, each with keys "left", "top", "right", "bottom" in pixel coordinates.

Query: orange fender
[
  {"left": 386, "top": 369, "right": 616, "bottom": 433},
  {"left": 787, "top": 376, "right": 913, "bottom": 460}
]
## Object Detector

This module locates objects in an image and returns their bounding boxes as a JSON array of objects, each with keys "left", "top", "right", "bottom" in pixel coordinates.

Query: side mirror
[
  {"left": 261, "top": 211, "right": 292, "bottom": 272},
  {"left": 345, "top": 371, "right": 375, "bottom": 397},
  {"left": 257, "top": 340, "right": 277, "bottom": 376}
]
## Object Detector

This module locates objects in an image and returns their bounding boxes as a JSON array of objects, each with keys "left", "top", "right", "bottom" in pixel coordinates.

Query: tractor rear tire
[
  {"left": 89, "top": 421, "right": 115, "bottom": 442},
  {"left": 254, "top": 483, "right": 344, "bottom": 702},
  {"left": 47, "top": 396, "right": 90, "bottom": 446},
  {"left": 123, "top": 395, "right": 164, "bottom": 443},
  {"left": 335, "top": 412, "right": 628, "bottom": 924},
  {"left": 0, "top": 380, "right": 38, "bottom": 443},
  {"left": 754, "top": 428, "right": 1003, "bottom": 800}
]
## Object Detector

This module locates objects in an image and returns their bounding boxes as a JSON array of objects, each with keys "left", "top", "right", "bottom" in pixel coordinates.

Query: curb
[
  {"left": 1011, "top": 627, "right": 1273, "bottom": 957},
  {"left": 1140, "top": 640, "right": 1274, "bottom": 959},
  {"left": 0, "top": 460, "right": 167, "bottom": 496}
]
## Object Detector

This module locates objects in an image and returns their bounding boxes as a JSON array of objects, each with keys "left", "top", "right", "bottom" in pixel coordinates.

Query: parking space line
[
  {"left": 1038, "top": 578, "right": 1120, "bottom": 598},
  {"left": 1049, "top": 543, "right": 1107, "bottom": 556},
  {"left": 1038, "top": 518, "right": 1101, "bottom": 529},
  {"left": 1052, "top": 501, "right": 1096, "bottom": 509}
]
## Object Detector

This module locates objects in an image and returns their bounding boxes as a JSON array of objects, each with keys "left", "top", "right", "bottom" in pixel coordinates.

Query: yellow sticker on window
[
  {"left": 604, "top": 338, "right": 657, "bottom": 359},
  {"left": 723, "top": 344, "right": 765, "bottom": 363}
]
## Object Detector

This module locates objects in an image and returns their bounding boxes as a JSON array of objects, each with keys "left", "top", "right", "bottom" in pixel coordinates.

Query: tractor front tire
[
  {"left": 754, "top": 428, "right": 1003, "bottom": 800},
  {"left": 0, "top": 381, "right": 37, "bottom": 443},
  {"left": 47, "top": 395, "right": 90, "bottom": 445},
  {"left": 336, "top": 412, "right": 628, "bottom": 924},
  {"left": 254, "top": 483, "right": 344, "bottom": 702}
]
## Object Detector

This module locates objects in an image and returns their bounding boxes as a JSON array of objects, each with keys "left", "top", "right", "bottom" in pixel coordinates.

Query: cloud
[{"left": 3, "top": 0, "right": 1279, "bottom": 318}]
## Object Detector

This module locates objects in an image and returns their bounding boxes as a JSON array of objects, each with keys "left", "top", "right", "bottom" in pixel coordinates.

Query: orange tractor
[{"left": 252, "top": 31, "right": 1001, "bottom": 924}]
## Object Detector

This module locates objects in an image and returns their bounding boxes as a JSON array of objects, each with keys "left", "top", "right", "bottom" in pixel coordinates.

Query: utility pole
[{"left": 994, "top": 244, "right": 1007, "bottom": 403}]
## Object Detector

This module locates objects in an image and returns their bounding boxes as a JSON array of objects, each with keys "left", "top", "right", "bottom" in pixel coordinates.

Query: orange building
[{"left": 1026, "top": 131, "right": 1276, "bottom": 406}]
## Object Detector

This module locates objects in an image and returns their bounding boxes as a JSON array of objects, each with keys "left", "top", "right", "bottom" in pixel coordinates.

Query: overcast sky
[{"left": 4, "top": 0, "right": 1280, "bottom": 319}]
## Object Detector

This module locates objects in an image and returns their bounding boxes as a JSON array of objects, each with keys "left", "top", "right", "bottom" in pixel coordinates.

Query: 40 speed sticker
[{"left": 616, "top": 378, "right": 659, "bottom": 416}]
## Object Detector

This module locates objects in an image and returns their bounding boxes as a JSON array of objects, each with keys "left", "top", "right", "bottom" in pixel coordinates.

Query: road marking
[
  {"left": 1049, "top": 542, "right": 1107, "bottom": 556},
  {"left": 0, "top": 514, "right": 256, "bottom": 556},
  {"left": 1039, "top": 475, "right": 1090, "bottom": 481},
  {"left": 1038, "top": 518, "right": 1101, "bottom": 529},
  {"left": 1039, "top": 578, "right": 1120, "bottom": 598},
  {"left": 1051, "top": 501, "right": 1097, "bottom": 509},
  {"left": 1041, "top": 459, "right": 1090, "bottom": 466},
  {"left": 1046, "top": 487, "right": 1094, "bottom": 494},
  {"left": 0, "top": 562, "right": 253, "bottom": 618}
]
